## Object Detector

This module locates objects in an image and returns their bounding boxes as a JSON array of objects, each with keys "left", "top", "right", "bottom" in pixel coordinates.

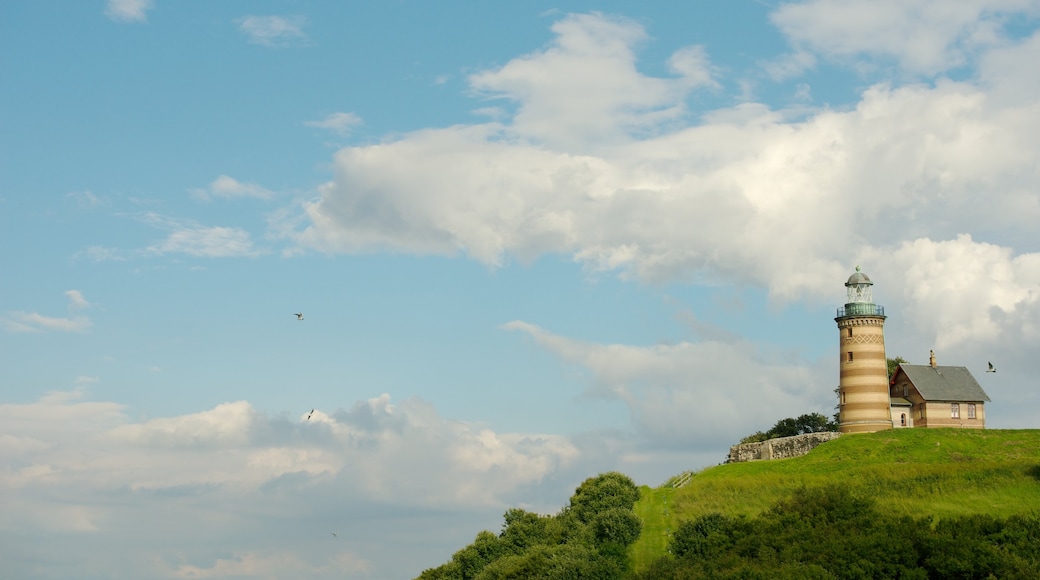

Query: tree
[
  {"left": 499, "top": 509, "right": 550, "bottom": 552},
  {"left": 794, "top": 412, "right": 836, "bottom": 433},
  {"left": 887, "top": 356, "right": 907, "bottom": 380},
  {"left": 568, "top": 472, "right": 641, "bottom": 524},
  {"left": 591, "top": 507, "right": 643, "bottom": 547},
  {"left": 669, "top": 512, "right": 736, "bottom": 559},
  {"left": 739, "top": 413, "right": 838, "bottom": 444}
]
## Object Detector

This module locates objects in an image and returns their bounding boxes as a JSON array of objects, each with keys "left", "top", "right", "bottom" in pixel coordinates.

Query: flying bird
[
  {"left": 987, "top": 361, "right": 996, "bottom": 373},
  {"left": 294, "top": 312, "right": 304, "bottom": 320},
  {"left": 330, "top": 532, "right": 338, "bottom": 538},
  {"left": 307, "top": 409, "right": 314, "bottom": 421}
]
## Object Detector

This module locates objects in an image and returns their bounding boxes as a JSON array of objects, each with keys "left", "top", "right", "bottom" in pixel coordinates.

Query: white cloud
[
  {"left": 668, "top": 45, "right": 720, "bottom": 89},
  {"left": 105, "top": 0, "right": 152, "bottom": 23},
  {"left": 143, "top": 213, "right": 260, "bottom": 258},
  {"left": 170, "top": 551, "right": 372, "bottom": 579},
  {"left": 503, "top": 321, "right": 825, "bottom": 450},
  {"left": 467, "top": 13, "right": 715, "bottom": 149},
  {"left": 304, "top": 112, "right": 364, "bottom": 135},
  {"left": 65, "top": 290, "right": 90, "bottom": 309},
  {"left": 76, "top": 214, "right": 261, "bottom": 260},
  {"left": 770, "top": 0, "right": 1040, "bottom": 76},
  {"left": 192, "top": 175, "right": 275, "bottom": 201},
  {"left": 290, "top": 14, "right": 1040, "bottom": 337},
  {"left": 147, "top": 226, "right": 258, "bottom": 257},
  {"left": 862, "top": 235, "right": 1040, "bottom": 351},
  {"left": 287, "top": 9, "right": 1039, "bottom": 444},
  {"left": 0, "top": 391, "right": 598, "bottom": 578},
  {"left": 236, "top": 15, "right": 308, "bottom": 47},
  {"left": 760, "top": 50, "right": 817, "bottom": 81},
  {"left": 3, "top": 291, "right": 93, "bottom": 333},
  {"left": 4, "top": 312, "right": 90, "bottom": 334}
]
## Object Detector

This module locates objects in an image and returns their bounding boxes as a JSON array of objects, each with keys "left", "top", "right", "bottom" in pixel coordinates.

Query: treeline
[
  {"left": 418, "top": 472, "right": 642, "bottom": 579},
  {"left": 421, "top": 473, "right": 1040, "bottom": 579},
  {"left": 639, "top": 485, "right": 1040, "bottom": 579},
  {"left": 739, "top": 412, "right": 837, "bottom": 444}
]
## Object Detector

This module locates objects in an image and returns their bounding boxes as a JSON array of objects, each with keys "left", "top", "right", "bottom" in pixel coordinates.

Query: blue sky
[{"left": 3, "top": 1, "right": 1040, "bottom": 578}]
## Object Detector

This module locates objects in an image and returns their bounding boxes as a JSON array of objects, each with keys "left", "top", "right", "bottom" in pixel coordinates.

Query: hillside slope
[{"left": 632, "top": 428, "right": 1040, "bottom": 571}]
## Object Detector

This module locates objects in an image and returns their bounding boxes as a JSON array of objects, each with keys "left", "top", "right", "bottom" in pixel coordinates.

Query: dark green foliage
[
  {"left": 422, "top": 462, "right": 1040, "bottom": 580},
  {"left": 669, "top": 513, "right": 740, "bottom": 560},
  {"left": 888, "top": 356, "right": 908, "bottom": 380},
  {"left": 592, "top": 507, "right": 643, "bottom": 547},
  {"left": 499, "top": 508, "right": 551, "bottom": 552},
  {"left": 416, "top": 473, "right": 642, "bottom": 579},
  {"left": 570, "top": 471, "right": 641, "bottom": 524},
  {"left": 474, "top": 543, "right": 625, "bottom": 580},
  {"left": 645, "top": 484, "right": 1040, "bottom": 579},
  {"left": 422, "top": 530, "right": 505, "bottom": 580},
  {"left": 740, "top": 413, "right": 838, "bottom": 444}
]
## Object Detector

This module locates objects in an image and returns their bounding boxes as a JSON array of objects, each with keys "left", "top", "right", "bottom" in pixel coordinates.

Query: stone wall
[{"left": 727, "top": 432, "right": 842, "bottom": 463}]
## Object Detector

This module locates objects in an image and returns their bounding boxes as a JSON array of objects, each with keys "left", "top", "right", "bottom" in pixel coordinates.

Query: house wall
[
  {"left": 891, "top": 377, "right": 986, "bottom": 429},
  {"left": 916, "top": 401, "right": 986, "bottom": 429},
  {"left": 890, "top": 406, "right": 913, "bottom": 427}
]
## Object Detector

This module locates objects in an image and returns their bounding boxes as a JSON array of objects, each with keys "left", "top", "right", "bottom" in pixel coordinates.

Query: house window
[
  {"left": 847, "top": 351, "right": 854, "bottom": 363},
  {"left": 968, "top": 404, "right": 976, "bottom": 419},
  {"left": 951, "top": 403, "right": 960, "bottom": 418},
  {"left": 847, "top": 328, "right": 853, "bottom": 338},
  {"left": 900, "top": 413, "right": 907, "bottom": 427},
  {"left": 903, "top": 384, "right": 908, "bottom": 397}
]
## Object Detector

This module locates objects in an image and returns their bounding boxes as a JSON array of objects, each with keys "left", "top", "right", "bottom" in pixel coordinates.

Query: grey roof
[
  {"left": 846, "top": 271, "right": 872, "bottom": 285},
  {"left": 897, "top": 365, "right": 991, "bottom": 402},
  {"left": 890, "top": 397, "right": 913, "bottom": 406}
]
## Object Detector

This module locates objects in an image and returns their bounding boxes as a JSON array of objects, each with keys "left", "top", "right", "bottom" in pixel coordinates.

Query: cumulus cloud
[
  {"left": 191, "top": 175, "right": 275, "bottom": 201},
  {"left": 105, "top": 0, "right": 152, "bottom": 23},
  {"left": 468, "top": 12, "right": 716, "bottom": 149},
  {"left": 283, "top": 11, "right": 1039, "bottom": 439},
  {"left": 770, "top": 0, "right": 1040, "bottom": 76},
  {"left": 236, "top": 15, "right": 308, "bottom": 47},
  {"left": 290, "top": 13, "right": 1039, "bottom": 349},
  {"left": 0, "top": 391, "right": 599, "bottom": 577},
  {"left": 305, "top": 112, "right": 364, "bottom": 135}
]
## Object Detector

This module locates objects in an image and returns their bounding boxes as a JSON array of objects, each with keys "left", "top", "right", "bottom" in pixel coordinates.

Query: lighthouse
[{"left": 835, "top": 267, "right": 891, "bottom": 433}]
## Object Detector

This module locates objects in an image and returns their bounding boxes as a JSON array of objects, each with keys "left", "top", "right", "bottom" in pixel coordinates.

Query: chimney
[{"left": 929, "top": 349, "right": 936, "bottom": 368}]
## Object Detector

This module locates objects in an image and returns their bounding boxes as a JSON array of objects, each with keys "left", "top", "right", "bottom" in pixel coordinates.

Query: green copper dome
[{"left": 836, "top": 266, "right": 885, "bottom": 319}]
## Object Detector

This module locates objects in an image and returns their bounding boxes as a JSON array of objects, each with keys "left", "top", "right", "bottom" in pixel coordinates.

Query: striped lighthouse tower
[{"left": 836, "top": 267, "right": 892, "bottom": 433}]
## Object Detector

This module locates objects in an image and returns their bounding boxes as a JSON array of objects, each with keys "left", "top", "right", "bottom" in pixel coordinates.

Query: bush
[
  {"left": 592, "top": 507, "right": 643, "bottom": 547},
  {"left": 569, "top": 472, "right": 641, "bottom": 524}
]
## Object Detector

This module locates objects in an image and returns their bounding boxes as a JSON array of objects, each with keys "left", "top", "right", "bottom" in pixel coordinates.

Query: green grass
[{"left": 630, "top": 428, "right": 1040, "bottom": 572}]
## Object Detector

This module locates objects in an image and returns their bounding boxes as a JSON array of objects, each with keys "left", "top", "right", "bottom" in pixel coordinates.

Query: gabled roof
[{"left": 896, "top": 365, "right": 991, "bottom": 402}]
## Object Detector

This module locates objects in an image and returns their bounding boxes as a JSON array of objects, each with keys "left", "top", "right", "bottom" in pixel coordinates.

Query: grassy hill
[{"left": 631, "top": 428, "right": 1040, "bottom": 572}]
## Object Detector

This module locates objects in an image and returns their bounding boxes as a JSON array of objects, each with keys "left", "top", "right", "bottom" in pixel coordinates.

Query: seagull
[
  {"left": 306, "top": 409, "right": 314, "bottom": 421},
  {"left": 294, "top": 313, "right": 304, "bottom": 320},
  {"left": 987, "top": 361, "right": 996, "bottom": 373},
  {"left": 330, "top": 532, "right": 338, "bottom": 538}
]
